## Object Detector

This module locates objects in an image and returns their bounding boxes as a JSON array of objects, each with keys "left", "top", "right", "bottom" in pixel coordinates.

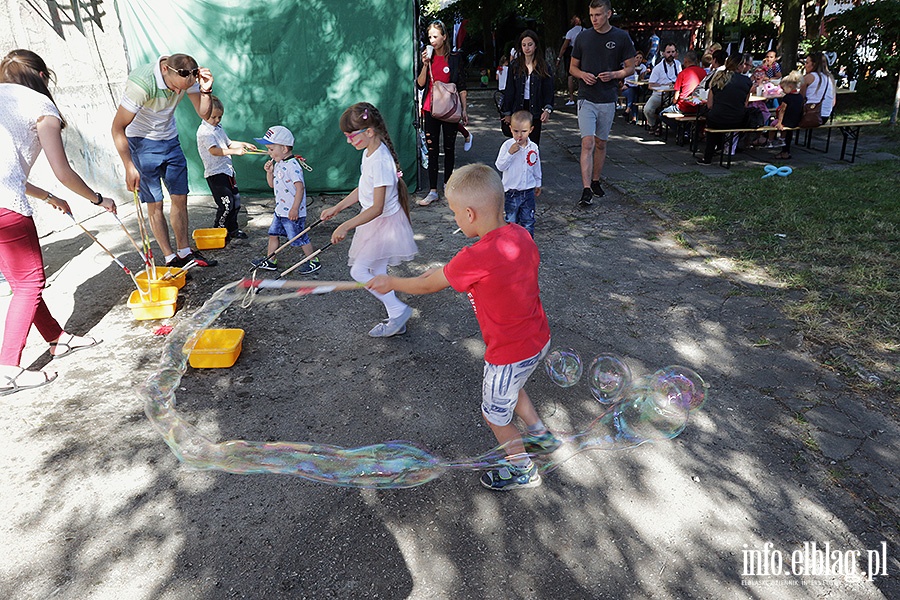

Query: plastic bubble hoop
[{"left": 142, "top": 281, "right": 709, "bottom": 489}]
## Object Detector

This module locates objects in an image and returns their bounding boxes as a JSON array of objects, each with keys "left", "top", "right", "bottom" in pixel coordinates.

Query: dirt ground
[{"left": 1, "top": 94, "right": 897, "bottom": 599}]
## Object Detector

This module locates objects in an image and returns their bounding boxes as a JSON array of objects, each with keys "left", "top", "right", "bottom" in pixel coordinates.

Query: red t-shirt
[
  {"left": 443, "top": 224, "right": 551, "bottom": 364},
  {"left": 674, "top": 65, "right": 708, "bottom": 113},
  {"left": 423, "top": 54, "right": 452, "bottom": 113}
]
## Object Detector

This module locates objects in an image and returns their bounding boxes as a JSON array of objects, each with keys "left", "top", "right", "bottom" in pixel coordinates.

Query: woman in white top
[
  {"left": 801, "top": 51, "right": 836, "bottom": 123},
  {"left": 0, "top": 50, "right": 116, "bottom": 395}
]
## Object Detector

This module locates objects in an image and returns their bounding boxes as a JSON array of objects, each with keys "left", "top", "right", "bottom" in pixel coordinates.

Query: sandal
[
  {"left": 773, "top": 151, "right": 791, "bottom": 160},
  {"left": 49, "top": 333, "right": 101, "bottom": 359},
  {"left": 0, "top": 367, "right": 58, "bottom": 396}
]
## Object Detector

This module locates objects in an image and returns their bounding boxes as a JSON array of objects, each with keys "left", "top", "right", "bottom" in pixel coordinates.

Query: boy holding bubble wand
[
  {"left": 368, "top": 164, "right": 559, "bottom": 491},
  {"left": 196, "top": 95, "right": 256, "bottom": 241}
]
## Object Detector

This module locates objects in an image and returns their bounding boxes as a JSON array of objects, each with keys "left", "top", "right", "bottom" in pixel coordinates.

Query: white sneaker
[
  {"left": 417, "top": 191, "right": 439, "bottom": 206},
  {"left": 368, "top": 305, "right": 412, "bottom": 337},
  {"left": 464, "top": 133, "right": 474, "bottom": 152},
  {"left": 565, "top": 99, "right": 575, "bottom": 106}
]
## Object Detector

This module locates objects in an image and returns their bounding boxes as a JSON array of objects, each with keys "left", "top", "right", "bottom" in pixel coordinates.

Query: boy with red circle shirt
[{"left": 367, "top": 164, "right": 558, "bottom": 491}]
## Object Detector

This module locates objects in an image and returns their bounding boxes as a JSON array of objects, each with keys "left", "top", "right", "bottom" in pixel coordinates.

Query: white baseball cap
[{"left": 254, "top": 125, "right": 294, "bottom": 146}]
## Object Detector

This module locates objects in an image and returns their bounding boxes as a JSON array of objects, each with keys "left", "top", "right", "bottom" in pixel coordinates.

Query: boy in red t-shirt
[{"left": 368, "top": 164, "right": 558, "bottom": 491}]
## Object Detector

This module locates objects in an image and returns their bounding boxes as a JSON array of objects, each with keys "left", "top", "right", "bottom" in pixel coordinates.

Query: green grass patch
[{"left": 653, "top": 161, "right": 900, "bottom": 379}]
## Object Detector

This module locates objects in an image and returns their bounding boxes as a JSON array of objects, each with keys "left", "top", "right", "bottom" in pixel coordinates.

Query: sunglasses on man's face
[{"left": 167, "top": 65, "right": 199, "bottom": 79}]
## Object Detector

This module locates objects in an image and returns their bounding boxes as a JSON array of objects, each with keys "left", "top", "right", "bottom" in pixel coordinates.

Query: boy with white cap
[{"left": 251, "top": 125, "right": 320, "bottom": 273}]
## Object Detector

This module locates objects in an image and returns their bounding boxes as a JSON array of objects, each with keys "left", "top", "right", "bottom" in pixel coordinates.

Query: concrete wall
[{"left": 2, "top": 0, "right": 130, "bottom": 232}]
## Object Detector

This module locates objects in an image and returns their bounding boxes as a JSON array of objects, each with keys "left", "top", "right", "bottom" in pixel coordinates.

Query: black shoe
[
  {"left": 251, "top": 257, "right": 278, "bottom": 271},
  {"left": 187, "top": 250, "right": 217, "bottom": 267},
  {"left": 165, "top": 255, "right": 188, "bottom": 268},
  {"left": 590, "top": 180, "right": 605, "bottom": 197},
  {"left": 578, "top": 188, "right": 593, "bottom": 207},
  {"left": 229, "top": 229, "right": 248, "bottom": 240},
  {"left": 297, "top": 258, "right": 321, "bottom": 275},
  {"left": 696, "top": 158, "right": 713, "bottom": 166}
]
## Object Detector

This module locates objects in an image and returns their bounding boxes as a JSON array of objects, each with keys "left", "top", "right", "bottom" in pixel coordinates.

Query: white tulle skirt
[{"left": 347, "top": 209, "right": 418, "bottom": 268}]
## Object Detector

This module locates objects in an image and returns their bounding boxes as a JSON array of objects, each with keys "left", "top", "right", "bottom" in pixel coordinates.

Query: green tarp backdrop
[{"left": 117, "top": 0, "right": 417, "bottom": 194}]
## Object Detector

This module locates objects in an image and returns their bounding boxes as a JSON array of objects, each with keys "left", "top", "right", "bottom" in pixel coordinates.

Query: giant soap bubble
[{"left": 142, "top": 281, "right": 709, "bottom": 488}]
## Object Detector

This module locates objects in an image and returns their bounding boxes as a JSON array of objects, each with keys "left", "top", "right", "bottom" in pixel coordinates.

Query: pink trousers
[{"left": 0, "top": 208, "right": 64, "bottom": 366}]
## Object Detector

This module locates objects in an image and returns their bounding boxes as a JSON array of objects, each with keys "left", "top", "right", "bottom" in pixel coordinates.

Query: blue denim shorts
[
  {"left": 127, "top": 136, "right": 189, "bottom": 203},
  {"left": 268, "top": 215, "right": 309, "bottom": 246}
]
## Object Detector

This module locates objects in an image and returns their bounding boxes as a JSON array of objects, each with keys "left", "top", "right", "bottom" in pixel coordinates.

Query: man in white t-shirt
[
  {"left": 644, "top": 43, "right": 682, "bottom": 133},
  {"left": 556, "top": 15, "right": 585, "bottom": 105},
  {"left": 111, "top": 53, "right": 218, "bottom": 268}
]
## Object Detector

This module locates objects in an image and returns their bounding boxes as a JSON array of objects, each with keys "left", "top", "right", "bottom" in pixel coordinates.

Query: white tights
[{"left": 350, "top": 260, "right": 408, "bottom": 319}]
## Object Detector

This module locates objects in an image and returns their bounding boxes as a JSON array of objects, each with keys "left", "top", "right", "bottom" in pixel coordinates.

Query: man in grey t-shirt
[{"left": 570, "top": 0, "right": 635, "bottom": 206}]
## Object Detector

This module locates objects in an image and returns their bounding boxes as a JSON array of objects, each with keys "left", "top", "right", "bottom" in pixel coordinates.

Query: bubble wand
[
  {"left": 278, "top": 243, "right": 332, "bottom": 278},
  {"left": 112, "top": 212, "right": 154, "bottom": 277},
  {"left": 41, "top": 197, "right": 150, "bottom": 300},
  {"left": 161, "top": 259, "right": 197, "bottom": 281},
  {"left": 245, "top": 150, "right": 313, "bottom": 171},
  {"left": 133, "top": 189, "right": 157, "bottom": 281},
  {"left": 245, "top": 218, "right": 324, "bottom": 274}
]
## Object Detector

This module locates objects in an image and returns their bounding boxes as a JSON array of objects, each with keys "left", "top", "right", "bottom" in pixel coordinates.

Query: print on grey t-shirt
[{"left": 571, "top": 26, "right": 636, "bottom": 104}]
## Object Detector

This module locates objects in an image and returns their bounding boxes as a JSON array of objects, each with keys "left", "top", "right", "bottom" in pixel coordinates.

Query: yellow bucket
[
  {"left": 127, "top": 285, "right": 179, "bottom": 320},
  {"left": 135, "top": 267, "right": 186, "bottom": 291},
  {"left": 188, "top": 328, "right": 245, "bottom": 368},
  {"left": 192, "top": 227, "right": 227, "bottom": 250}
]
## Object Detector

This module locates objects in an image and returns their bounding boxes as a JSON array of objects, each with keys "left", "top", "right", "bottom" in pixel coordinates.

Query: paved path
[{"left": 0, "top": 89, "right": 896, "bottom": 599}]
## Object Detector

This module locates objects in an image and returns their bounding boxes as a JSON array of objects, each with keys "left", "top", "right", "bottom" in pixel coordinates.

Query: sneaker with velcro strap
[
  {"left": 523, "top": 430, "right": 562, "bottom": 455},
  {"left": 480, "top": 462, "right": 542, "bottom": 491}
]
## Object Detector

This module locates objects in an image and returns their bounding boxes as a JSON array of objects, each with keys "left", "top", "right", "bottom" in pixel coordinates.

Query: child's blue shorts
[{"left": 268, "top": 215, "right": 309, "bottom": 246}]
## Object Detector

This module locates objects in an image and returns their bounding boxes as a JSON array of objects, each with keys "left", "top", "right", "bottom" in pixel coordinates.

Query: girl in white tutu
[{"left": 320, "top": 103, "right": 418, "bottom": 337}]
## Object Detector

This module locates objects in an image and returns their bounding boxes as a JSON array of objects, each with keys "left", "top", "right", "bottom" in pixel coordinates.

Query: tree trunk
[
  {"left": 891, "top": 70, "right": 899, "bottom": 126},
  {"left": 780, "top": 0, "right": 802, "bottom": 74},
  {"left": 706, "top": 0, "right": 717, "bottom": 47}
]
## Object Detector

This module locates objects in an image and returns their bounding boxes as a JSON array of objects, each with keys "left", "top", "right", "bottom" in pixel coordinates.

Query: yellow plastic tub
[
  {"left": 188, "top": 328, "right": 245, "bottom": 368},
  {"left": 192, "top": 227, "right": 227, "bottom": 250},
  {"left": 135, "top": 266, "right": 186, "bottom": 291},
  {"left": 127, "top": 285, "right": 179, "bottom": 320}
]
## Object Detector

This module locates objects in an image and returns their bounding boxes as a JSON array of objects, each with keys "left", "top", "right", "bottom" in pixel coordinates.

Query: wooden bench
[
  {"left": 704, "top": 120, "right": 881, "bottom": 168},
  {"left": 662, "top": 113, "right": 706, "bottom": 152}
]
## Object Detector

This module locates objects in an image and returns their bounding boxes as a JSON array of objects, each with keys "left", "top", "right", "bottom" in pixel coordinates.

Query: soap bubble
[
  {"left": 613, "top": 379, "right": 690, "bottom": 441},
  {"left": 544, "top": 347, "right": 583, "bottom": 388},
  {"left": 651, "top": 366, "right": 708, "bottom": 412},
  {"left": 588, "top": 354, "right": 632, "bottom": 404}
]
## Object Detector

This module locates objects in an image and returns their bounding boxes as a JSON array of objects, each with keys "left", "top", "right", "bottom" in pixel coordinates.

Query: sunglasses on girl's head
[{"left": 167, "top": 65, "right": 199, "bottom": 78}]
